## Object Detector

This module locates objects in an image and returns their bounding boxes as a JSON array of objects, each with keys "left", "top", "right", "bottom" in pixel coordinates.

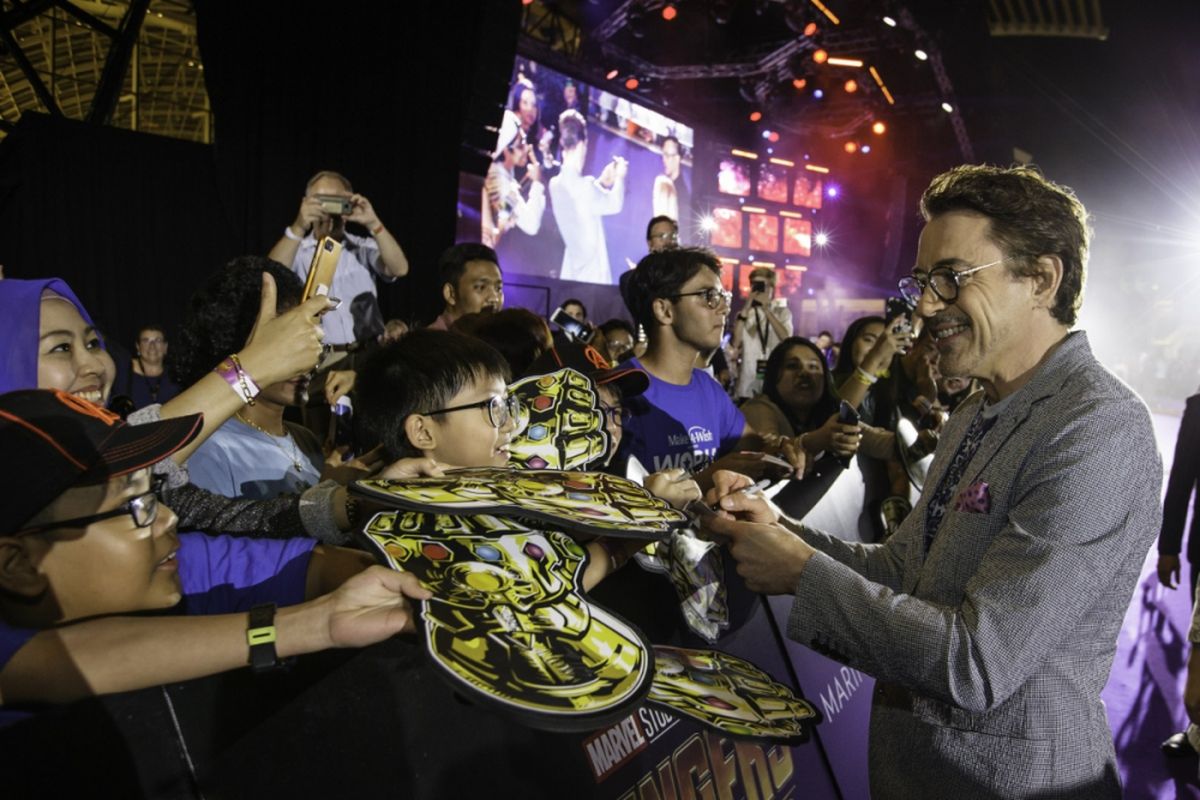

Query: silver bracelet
[{"left": 283, "top": 225, "right": 303, "bottom": 242}]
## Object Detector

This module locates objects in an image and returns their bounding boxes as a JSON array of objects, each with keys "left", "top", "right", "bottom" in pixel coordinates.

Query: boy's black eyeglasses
[
  {"left": 426, "top": 394, "right": 523, "bottom": 430},
  {"left": 15, "top": 475, "right": 165, "bottom": 536},
  {"left": 668, "top": 287, "right": 732, "bottom": 310}
]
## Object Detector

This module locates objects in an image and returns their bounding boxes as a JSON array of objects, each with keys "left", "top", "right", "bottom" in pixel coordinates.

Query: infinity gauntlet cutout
[
  {"left": 648, "top": 645, "right": 817, "bottom": 742},
  {"left": 363, "top": 511, "right": 651, "bottom": 729},
  {"left": 507, "top": 368, "right": 610, "bottom": 471},
  {"left": 354, "top": 468, "right": 688, "bottom": 539}
]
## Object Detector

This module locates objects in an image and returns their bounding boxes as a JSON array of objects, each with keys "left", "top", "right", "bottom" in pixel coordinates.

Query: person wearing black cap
[
  {"left": 523, "top": 341, "right": 703, "bottom": 510},
  {"left": 0, "top": 389, "right": 429, "bottom": 723}
]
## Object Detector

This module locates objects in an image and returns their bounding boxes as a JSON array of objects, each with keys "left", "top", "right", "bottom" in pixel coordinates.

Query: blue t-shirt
[
  {"left": 0, "top": 533, "right": 316, "bottom": 726},
  {"left": 621, "top": 357, "right": 746, "bottom": 473}
]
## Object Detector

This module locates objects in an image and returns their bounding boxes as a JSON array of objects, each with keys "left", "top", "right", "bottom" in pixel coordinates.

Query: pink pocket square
[{"left": 953, "top": 480, "right": 991, "bottom": 513}]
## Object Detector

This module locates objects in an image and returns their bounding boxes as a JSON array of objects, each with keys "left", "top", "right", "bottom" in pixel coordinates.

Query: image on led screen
[
  {"left": 757, "top": 163, "right": 788, "bottom": 204},
  {"left": 717, "top": 159, "right": 752, "bottom": 197},
  {"left": 456, "top": 57, "right": 694, "bottom": 285},
  {"left": 748, "top": 213, "right": 779, "bottom": 252},
  {"left": 782, "top": 217, "right": 812, "bottom": 256},
  {"left": 792, "top": 175, "right": 823, "bottom": 209},
  {"left": 710, "top": 207, "right": 743, "bottom": 249}
]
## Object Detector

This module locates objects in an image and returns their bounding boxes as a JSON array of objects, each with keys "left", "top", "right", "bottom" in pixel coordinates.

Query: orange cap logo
[
  {"left": 582, "top": 345, "right": 611, "bottom": 371},
  {"left": 53, "top": 390, "right": 120, "bottom": 426}
]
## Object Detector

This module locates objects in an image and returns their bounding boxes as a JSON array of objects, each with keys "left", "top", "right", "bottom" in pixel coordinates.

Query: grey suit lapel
[
  {"left": 959, "top": 331, "right": 1084, "bottom": 486},
  {"left": 908, "top": 332, "right": 1086, "bottom": 590}
]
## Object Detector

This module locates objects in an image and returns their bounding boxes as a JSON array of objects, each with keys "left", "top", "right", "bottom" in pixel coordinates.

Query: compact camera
[{"left": 315, "top": 194, "right": 354, "bottom": 216}]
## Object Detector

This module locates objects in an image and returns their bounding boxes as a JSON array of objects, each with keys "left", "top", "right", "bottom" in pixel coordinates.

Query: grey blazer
[{"left": 787, "top": 332, "right": 1162, "bottom": 799}]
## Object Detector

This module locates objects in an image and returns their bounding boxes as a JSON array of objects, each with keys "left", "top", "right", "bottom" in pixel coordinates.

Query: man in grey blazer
[{"left": 708, "top": 164, "right": 1162, "bottom": 799}]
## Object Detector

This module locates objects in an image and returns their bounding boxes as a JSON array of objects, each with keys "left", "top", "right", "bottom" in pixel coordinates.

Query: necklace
[{"left": 235, "top": 412, "right": 306, "bottom": 472}]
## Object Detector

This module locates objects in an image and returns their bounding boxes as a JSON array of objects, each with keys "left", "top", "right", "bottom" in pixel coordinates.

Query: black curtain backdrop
[
  {"left": 194, "top": 0, "right": 521, "bottom": 326},
  {"left": 0, "top": 1, "right": 519, "bottom": 348},
  {"left": 0, "top": 113, "right": 236, "bottom": 349}
]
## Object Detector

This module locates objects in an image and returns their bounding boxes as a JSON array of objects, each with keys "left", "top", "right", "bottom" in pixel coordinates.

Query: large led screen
[
  {"left": 782, "top": 217, "right": 813, "bottom": 256},
  {"left": 717, "top": 158, "right": 752, "bottom": 197},
  {"left": 456, "top": 57, "right": 695, "bottom": 285},
  {"left": 747, "top": 213, "right": 779, "bottom": 252},
  {"left": 757, "top": 163, "right": 789, "bottom": 204},
  {"left": 792, "top": 175, "right": 823, "bottom": 210},
  {"left": 710, "top": 207, "right": 743, "bottom": 248}
]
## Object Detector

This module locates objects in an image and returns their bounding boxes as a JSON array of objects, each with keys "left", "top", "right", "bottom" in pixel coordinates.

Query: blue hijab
[{"left": 0, "top": 278, "right": 99, "bottom": 394}]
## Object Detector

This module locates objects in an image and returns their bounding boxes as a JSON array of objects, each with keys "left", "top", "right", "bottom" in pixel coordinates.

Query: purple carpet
[{"left": 1102, "top": 411, "right": 1200, "bottom": 799}]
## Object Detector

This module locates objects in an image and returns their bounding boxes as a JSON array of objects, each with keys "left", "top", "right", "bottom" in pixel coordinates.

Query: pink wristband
[{"left": 215, "top": 356, "right": 260, "bottom": 405}]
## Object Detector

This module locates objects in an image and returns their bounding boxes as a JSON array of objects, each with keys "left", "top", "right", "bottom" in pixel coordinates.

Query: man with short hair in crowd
[
  {"left": 268, "top": 170, "right": 409, "bottom": 347},
  {"left": 707, "top": 164, "right": 1162, "bottom": 799},
  {"left": 427, "top": 243, "right": 504, "bottom": 331},
  {"left": 731, "top": 266, "right": 793, "bottom": 400},
  {"left": 646, "top": 215, "right": 679, "bottom": 253},
  {"left": 618, "top": 247, "right": 800, "bottom": 481}
]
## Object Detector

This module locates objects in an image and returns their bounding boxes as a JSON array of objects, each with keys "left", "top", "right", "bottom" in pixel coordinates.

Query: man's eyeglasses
[
  {"left": 897, "top": 258, "right": 1006, "bottom": 305},
  {"left": 668, "top": 287, "right": 733, "bottom": 310},
  {"left": 599, "top": 403, "right": 632, "bottom": 427},
  {"left": 16, "top": 476, "right": 165, "bottom": 536},
  {"left": 426, "top": 394, "right": 524, "bottom": 430},
  {"left": 650, "top": 230, "right": 680, "bottom": 244}
]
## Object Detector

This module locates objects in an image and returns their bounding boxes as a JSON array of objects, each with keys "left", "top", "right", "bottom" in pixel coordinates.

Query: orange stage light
[{"left": 812, "top": 49, "right": 828, "bottom": 64}]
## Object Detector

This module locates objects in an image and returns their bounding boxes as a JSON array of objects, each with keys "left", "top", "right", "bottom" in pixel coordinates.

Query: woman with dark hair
[
  {"left": 452, "top": 308, "right": 553, "bottom": 379},
  {"left": 742, "top": 336, "right": 890, "bottom": 464},
  {"left": 832, "top": 314, "right": 911, "bottom": 422},
  {"left": 173, "top": 258, "right": 325, "bottom": 499}
]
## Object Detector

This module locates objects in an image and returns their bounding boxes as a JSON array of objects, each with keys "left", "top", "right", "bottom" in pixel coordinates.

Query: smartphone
[
  {"left": 302, "top": 236, "right": 342, "bottom": 302},
  {"left": 837, "top": 399, "right": 860, "bottom": 426},
  {"left": 315, "top": 194, "right": 353, "bottom": 215},
  {"left": 885, "top": 296, "right": 913, "bottom": 323},
  {"left": 550, "top": 306, "right": 596, "bottom": 344},
  {"left": 751, "top": 280, "right": 767, "bottom": 294}
]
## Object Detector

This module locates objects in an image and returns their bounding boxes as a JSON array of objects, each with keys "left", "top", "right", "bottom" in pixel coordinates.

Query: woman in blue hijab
[{"left": 0, "top": 278, "right": 113, "bottom": 398}]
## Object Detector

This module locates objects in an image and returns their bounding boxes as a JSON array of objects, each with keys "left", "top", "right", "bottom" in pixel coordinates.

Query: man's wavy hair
[
  {"left": 919, "top": 164, "right": 1090, "bottom": 326},
  {"left": 170, "top": 256, "right": 302, "bottom": 387}
]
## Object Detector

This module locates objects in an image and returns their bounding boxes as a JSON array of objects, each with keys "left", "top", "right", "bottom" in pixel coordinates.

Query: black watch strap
[{"left": 247, "top": 603, "right": 280, "bottom": 673}]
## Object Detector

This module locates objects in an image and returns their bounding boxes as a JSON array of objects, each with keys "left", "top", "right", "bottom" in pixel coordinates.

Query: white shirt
[
  {"left": 188, "top": 417, "right": 323, "bottom": 500},
  {"left": 291, "top": 231, "right": 392, "bottom": 345},
  {"left": 735, "top": 304, "right": 794, "bottom": 399},
  {"left": 548, "top": 165, "right": 624, "bottom": 284}
]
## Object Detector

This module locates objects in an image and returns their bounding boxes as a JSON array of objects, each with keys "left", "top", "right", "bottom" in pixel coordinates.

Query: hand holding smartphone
[
  {"left": 301, "top": 236, "right": 342, "bottom": 303},
  {"left": 550, "top": 306, "right": 596, "bottom": 344}
]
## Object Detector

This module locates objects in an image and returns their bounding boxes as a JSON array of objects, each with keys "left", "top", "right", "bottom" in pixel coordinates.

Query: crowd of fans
[
  {"left": 2, "top": 162, "right": 1188, "bottom": 800},
  {"left": 0, "top": 164, "right": 955, "bottom": 723}
]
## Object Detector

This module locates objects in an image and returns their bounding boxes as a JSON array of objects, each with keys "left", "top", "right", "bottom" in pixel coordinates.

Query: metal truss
[{"left": 0, "top": 0, "right": 210, "bottom": 142}]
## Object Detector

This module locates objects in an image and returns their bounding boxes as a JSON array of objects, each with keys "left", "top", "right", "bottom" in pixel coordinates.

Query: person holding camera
[
  {"left": 267, "top": 170, "right": 409, "bottom": 347},
  {"left": 731, "top": 266, "right": 793, "bottom": 400}
]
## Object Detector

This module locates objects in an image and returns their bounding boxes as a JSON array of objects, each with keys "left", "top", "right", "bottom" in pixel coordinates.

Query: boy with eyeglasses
[
  {"left": 0, "top": 389, "right": 430, "bottom": 726},
  {"left": 356, "top": 329, "right": 703, "bottom": 579}
]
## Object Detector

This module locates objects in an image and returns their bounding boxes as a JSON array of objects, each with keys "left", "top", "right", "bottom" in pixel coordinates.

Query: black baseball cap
[
  {"left": 0, "top": 389, "right": 203, "bottom": 535},
  {"left": 525, "top": 340, "right": 650, "bottom": 398}
]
